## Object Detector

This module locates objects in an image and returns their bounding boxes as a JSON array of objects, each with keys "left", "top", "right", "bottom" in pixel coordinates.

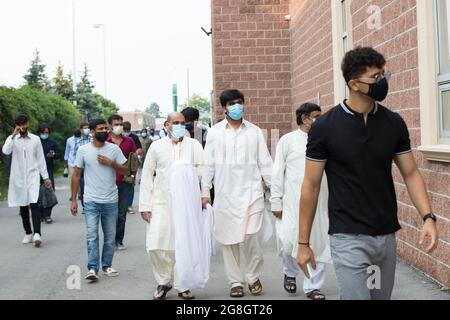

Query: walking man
[
  {"left": 296, "top": 47, "right": 438, "bottom": 300},
  {"left": 71, "top": 118, "right": 129, "bottom": 281},
  {"left": 139, "top": 112, "right": 204, "bottom": 300},
  {"left": 75, "top": 123, "right": 93, "bottom": 207},
  {"left": 201, "top": 89, "right": 273, "bottom": 298},
  {"left": 106, "top": 115, "right": 137, "bottom": 250},
  {"left": 122, "top": 121, "right": 142, "bottom": 214},
  {"left": 270, "top": 103, "right": 331, "bottom": 300},
  {"left": 64, "top": 129, "right": 81, "bottom": 188},
  {"left": 2, "top": 115, "right": 52, "bottom": 247},
  {"left": 37, "top": 123, "right": 62, "bottom": 224}
]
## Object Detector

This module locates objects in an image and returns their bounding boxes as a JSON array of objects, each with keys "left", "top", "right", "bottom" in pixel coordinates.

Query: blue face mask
[
  {"left": 227, "top": 104, "right": 244, "bottom": 121},
  {"left": 185, "top": 124, "right": 194, "bottom": 132},
  {"left": 123, "top": 132, "right": 131, "bottom": 137},
  {"left": 40, "top": 134, "right": 49, "bottom": 140},
  {"left": 171, "top": 124, "right": 186, "bottom": 140}
]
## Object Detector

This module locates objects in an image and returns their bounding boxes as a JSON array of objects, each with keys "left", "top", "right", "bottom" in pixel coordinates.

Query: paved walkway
[{"left": 0, "top": 177, "right": 448, "bottom": 300}]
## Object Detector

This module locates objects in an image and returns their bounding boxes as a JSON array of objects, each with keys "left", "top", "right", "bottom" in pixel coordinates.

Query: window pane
[
  {"left": 437, "top": 0, "right": 450, "bottom": 74},
  {"left": 441, "top": 88, "right": 450, "bottom": 135}
]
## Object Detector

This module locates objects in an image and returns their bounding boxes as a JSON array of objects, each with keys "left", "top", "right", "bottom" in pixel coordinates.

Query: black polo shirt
[{"left": 306, "top": 100, "right": 411, "bottom": 236}]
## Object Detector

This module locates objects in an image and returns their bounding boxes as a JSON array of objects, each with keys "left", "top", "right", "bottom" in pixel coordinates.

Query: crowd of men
[{"left": 1, "top": 47, "right": 439, "bottom": 300}]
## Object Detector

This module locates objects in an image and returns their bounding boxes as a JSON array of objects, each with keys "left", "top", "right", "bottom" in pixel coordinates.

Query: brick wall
[
  {"left": 349, "top": 0, "right": 449, "bottom": 287},
  {"left": 211, "top": 0, "right": 293, "bottom": 141},
  {"left": 289, "top": 0, "right": 335, "bottom": 120},
  {"left": 211, "top": 0, "right": 450, "bottom": 286}
]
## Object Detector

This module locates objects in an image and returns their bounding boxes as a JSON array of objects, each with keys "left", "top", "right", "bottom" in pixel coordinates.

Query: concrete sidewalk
[{"left": 0, "top": 177, "right": 448, "bottom": 300}]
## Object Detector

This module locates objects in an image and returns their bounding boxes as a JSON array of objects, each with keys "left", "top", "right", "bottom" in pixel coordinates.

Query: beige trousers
[
  {"left": 147, "top": 250, "right": 188, "bottom": 292},
  {"left": 222, "top": 232, "right": 264, "bottom": 288}
]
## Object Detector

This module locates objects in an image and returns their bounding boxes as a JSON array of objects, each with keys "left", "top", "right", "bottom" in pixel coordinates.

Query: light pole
[
  {"left": 72, "top": 0, "right": 77, "bottom": 93},
  {"left": 94, "top": 23, "right": 107, "bottom": 98}
]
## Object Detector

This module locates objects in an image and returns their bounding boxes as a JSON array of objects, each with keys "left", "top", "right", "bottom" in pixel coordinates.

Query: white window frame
[
  {"left": 332, "top": 0, "right": 353, "bottom": 103},
  {"left": 417, "top": 0, "right": 450, "bottom": 162}
]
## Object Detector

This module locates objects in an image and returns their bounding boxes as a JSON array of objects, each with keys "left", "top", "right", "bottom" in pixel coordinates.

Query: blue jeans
[{"left": 83, "top": 202, "right": 118, "bottom": 272}]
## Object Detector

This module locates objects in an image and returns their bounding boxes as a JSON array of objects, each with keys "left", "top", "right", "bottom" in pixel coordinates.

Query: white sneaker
[
  {"left": 22, "top": 234, "right": 33, "bottom": 244},
  {"left": 116, "top": 244, "right": 126, "bottom": 251},
  {"left": 32, "top": 233, "right": 42, "bottom": 247},
  {"left": 85, "top": 269, "right": 99, "bottom": 281}
]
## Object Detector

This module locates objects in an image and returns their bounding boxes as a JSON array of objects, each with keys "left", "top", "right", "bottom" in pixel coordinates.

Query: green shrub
[{"left": 0, "top": 85, "right": 80, "bottom": 200}]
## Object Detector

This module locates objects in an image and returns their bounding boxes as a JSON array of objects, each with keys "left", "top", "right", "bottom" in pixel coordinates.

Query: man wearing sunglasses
[{"left": 296, "top": 47, "right": 438, "bottom": 300}]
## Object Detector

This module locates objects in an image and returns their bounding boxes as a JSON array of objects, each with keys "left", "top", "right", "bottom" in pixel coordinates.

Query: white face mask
[
  {"left": 112, "top": 125, "right": 123, "bottom": 136},
  {"left": 82, "top": 128, "right": 90, "bottom": 136}
]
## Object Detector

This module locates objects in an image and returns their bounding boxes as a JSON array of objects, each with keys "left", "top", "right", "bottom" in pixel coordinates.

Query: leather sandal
[
  {"left": 178, "top": 290, "right": 195, "bottom": 300},
  {"left": 284, "top": 275, "right": 297, "bottom": 294},
  {"left": 248, "top": 279, "right": 263, "bottom": 296},
  {"left": 306, "top": 289, "right": 326, "bottom": 300},
  {"left": 230, "top": 286, "right": 244, "bottom": 298},
  {"left": 153, "top": 284, "right": 172, "bottom": 300}
]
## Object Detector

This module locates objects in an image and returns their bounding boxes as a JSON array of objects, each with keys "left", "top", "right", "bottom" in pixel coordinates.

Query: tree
[
  {"left": 95, "top": 94, "right": 119, "bottom": 120},
  {"left": 145, "top": 102, "right": 161, "bottom": 118},
  {"left": 52, "top": 63, "right": 74, "bottom": 101},
  {"left": 23, "top": 49, "right": 50, "bottom": 91},
  {"left": 75, "top": 64, "right": 98, "bottom": 121},
  {"left": 180, "top": 93, "right": 212, "bottom": 125}
]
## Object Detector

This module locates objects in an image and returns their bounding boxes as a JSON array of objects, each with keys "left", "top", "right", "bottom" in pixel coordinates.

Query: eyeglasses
[{"left": 358, "top": 70, "right": 391, "bottom": 84}]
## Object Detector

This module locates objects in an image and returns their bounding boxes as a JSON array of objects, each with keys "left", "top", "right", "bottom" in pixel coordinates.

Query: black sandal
[
  {"left": 284, "top": 275, "right": 297, "bottom": 294},
  {"left": 153, "top": 284, "right": 172, "bottom": 300},
  {"left": 178, "top": 290, "right": 195, "bottom": 300},
  {"left": 306, "top": 289, "right": 326, "bottom": 300}
]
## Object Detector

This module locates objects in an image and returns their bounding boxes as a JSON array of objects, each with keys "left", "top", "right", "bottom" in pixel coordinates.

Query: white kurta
[
  {"left": 138, "top": 137, "right": 203, "bottom": 251},
  {"left": 2, "top": 133, "right": 49, "bottom": 207},
  {"left": 270, "top": 129, "right": 331, "bottom": 264},
  {"left": 201, "top": 119, "right": 273, "bottom": 245}
]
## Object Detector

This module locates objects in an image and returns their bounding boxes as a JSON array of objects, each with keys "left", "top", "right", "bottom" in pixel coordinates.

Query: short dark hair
[
  {"left": 37, "top": 123, "right": 51, "bottom": 134},
  {"left": 296, "top": 103, "right": 321, "bottom": 126},
  {"left": 108, "top": 114, "right": 123, "bottom": 125},
  {"left": 341, "top": 47, "right": 386, "bottom": 84},
  {"left": 123, "top": 121, "right": 131, "bottom": 131},
  {"left": 181, "top": 107, "right": 200, "bottom": 122},
  {"left": 74, "top": 129, "right": 82, "bottom": 138},
  {"left": 219, "top": 89, "right": 245, "bottom": 107},
  {"left": 89, "top": 118, "right": 107, "bottom": 130},
  {"left": 79, "top": 122, "right": 89, "bottom": 129},
  {"left": 15, "top": 114, "right": 28, "bottom": 126}
]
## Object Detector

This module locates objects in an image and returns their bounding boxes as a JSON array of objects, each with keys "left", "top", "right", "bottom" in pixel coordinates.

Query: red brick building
[{"left": 211, "top": 0, "right": 449, "bottom": 287}]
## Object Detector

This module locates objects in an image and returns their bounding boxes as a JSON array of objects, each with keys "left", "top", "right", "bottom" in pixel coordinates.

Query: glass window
[{"left": 436, "top": 0, "right": 450, "bottom": 143}]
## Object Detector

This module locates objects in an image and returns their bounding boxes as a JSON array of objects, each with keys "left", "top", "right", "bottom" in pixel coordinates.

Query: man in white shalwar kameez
[
  {"left": 2, "top": 114, "right": 52, "bottom": 247},
  {"left": 139, "top": 112, "right": 204, "bottom": 300},
  {"left": 270, "top": 103, "right": 331, "bottom": 300},
  {"left": 201, "top": 89, "right": 273, "bottom": 298}
]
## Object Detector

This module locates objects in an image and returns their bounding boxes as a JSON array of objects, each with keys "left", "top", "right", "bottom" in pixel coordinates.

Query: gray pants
[{"left": 330, "top": 233, "right": 396, "bottom": 300}]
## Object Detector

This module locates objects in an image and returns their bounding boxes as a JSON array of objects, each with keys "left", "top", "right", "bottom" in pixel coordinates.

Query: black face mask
[
  {"left": 364, "top": 77, "right": 389, "bottom": 102},
  {"left": 95, "top": 131, "right": 108, "bottom": 142}
]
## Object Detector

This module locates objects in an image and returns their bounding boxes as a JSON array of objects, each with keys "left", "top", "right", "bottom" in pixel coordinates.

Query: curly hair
[{"left": 341, "top": 47, "right": 386, "bottom": 84}]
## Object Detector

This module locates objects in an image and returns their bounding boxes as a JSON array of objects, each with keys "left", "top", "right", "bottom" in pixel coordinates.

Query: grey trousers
[{"left": 330, "top": 233, "right": 396, "bottom": 300}]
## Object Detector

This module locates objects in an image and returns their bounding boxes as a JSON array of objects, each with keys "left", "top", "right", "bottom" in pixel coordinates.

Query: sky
[{"left": 0, "top": 0, "right": 213, "bottom": 115}]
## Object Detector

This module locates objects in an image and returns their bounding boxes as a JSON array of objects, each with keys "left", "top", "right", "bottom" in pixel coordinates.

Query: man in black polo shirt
[{"left": 296, "top": 47, "right": 438, "bottom": 300}]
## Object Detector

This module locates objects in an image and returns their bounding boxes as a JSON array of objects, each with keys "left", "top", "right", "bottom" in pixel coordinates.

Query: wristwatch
[{"left": 422, "top": 213, "right": 437, "bottom": 223}]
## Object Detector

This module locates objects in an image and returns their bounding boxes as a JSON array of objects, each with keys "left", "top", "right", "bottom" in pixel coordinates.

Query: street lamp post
[
  {"left": 94, "top": 23, "right": 107, "bottom": 98},
  {"left": 72, "top": 0, "right": 77, "bottom": 93}
]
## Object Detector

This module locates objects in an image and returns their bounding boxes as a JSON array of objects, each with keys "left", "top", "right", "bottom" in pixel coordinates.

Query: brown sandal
[
  {"left": 178, "top": 290, "right": 195, "bottom": 300},
  {"left": 306, "top": 289, "right": 326, "bottom": 300},
  {"left": 230, "top": 286, "right": 244, "bottom": 298},
  {"left": 248, "top": 279, "right": 263, "bottom": 296}
]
